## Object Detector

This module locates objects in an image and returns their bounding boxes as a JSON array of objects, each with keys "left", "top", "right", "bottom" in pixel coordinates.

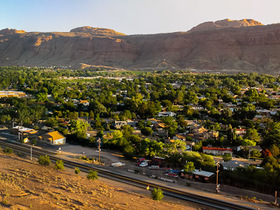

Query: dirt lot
[{"left": 0, "top": 152, "right": 205, "bottom": 210}]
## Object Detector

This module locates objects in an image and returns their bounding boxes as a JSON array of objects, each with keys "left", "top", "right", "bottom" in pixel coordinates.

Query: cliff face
[{"left": 1, "top": 21, "right": 280, "bottom": 73}]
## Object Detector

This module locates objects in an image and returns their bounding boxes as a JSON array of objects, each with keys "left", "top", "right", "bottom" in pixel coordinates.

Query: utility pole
[
  {"left": 275, "top": 190, "right": 278, "bottom": 205},
  {"left": 30, "top": 144, "right": 33, "bottom": 160},
  {"left": 216, "top": 162, "right": 220, "bottom": 193},
  {"left": 97, "top": 138, "right": 101, "bottom": 164}
]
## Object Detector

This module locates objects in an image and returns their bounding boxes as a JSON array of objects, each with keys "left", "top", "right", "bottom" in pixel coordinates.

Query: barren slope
[{"left": 0, "top": 153, "right": 194, "bottom": 210}]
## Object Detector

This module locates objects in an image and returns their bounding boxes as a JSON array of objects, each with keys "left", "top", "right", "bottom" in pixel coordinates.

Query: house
[
  {"left": 147, "top": 118, "right": 161, "bottom": 124},
  {"left": 114, "top": 121, "right": 127, "bottom": 129},
  {"left": 175, "top": 134, "right": 186, "bottom": 141},
  {"left": 220, "top": 160, "right": 249, "bottom": 171},
  {"left": 235, "top": 128, "right": 246, "bottom": 136},
  {"left": 188, "top": 126, "right": 217, "bottom": 141},
  {"left": 203, "top": 147, "right": 233, "bottom": 156},
  {"left": 0, "top": 91, "right": 26, "bottom": 98},
  {"left": 40, "top": 131, "right": 66, "bottom": 145},
  {"left": 13, "top": 126, "right": 37, "bottom": 135},
  {"left": 79, "top": 100, "right": 89, "bottom": 106},
  {"left": 157, "top": 111, "right": 176, "bottom": 117}
]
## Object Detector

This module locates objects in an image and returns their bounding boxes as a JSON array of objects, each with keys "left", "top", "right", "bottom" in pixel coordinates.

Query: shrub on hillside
[
  {"left": 75, "top": 167, "right": 80, "bottom": 174},
  {"left": 38, "top": 155, "right": 51, "bottom": 166},
  {"left": 3, "top": 147, "right": 13, "bottom": 154},
  {"left": 87, "top": 170, "right": 98, "bottom": 180},
  {"left": 55, "top": 160, "right": 64, "bottom": 170},
  {"left": 151, "top": 188, "right": 164, "bottom": 201}
]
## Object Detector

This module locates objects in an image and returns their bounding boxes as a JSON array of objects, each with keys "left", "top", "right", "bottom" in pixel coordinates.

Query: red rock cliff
[{"left": 0, "top": 22, "right": 280, "bottom": 73}]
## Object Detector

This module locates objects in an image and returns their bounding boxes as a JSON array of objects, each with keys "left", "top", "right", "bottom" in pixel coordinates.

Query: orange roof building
[{"left": 40, "top": 131, "right": 66, "bottom": 145}]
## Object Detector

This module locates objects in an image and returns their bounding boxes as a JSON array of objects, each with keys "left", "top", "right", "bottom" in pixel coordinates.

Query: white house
[
  {"left": 157, "top": 111, "right": 176, "bottom": 117},
  {"left": 203, "top": 147, "right": 233, "bottom": 156}
]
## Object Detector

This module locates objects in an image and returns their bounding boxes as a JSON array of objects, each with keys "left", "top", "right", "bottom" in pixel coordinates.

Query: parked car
[
  {"left": 165, "top": 173, "right": 179, "bottom": 178},
  {"left": 139, "top": 162, "right": 148, "bottom": 167},
  {"left": 148, "top": 165, "right": 160, "bottom": 170},
  {"left": 136, "top": 157, "right": 146, "bottom": 166}
]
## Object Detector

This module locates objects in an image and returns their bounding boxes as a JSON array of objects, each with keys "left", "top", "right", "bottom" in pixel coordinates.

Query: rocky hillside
[{"left": 1, "top": 19, "right": 280, "bottom": 73}]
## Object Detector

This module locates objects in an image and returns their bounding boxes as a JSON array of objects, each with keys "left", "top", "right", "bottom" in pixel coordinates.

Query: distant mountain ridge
[
  {"left": 1, "top": 19, "right": 280, "bottom": 73},
  {"left": 189, "top": 19, "right": 263, "bottom": 32},
  {"left": 70, "top": 26, "right": 126, "bottom": 36}
]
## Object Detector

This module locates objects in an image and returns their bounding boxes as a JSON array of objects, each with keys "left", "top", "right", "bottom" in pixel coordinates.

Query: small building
[
  {"left": 203, "top": 146, "right": 233, "bottom": 156},
  {"left": 151, "top": 156, "right": 165, "bottom": 166},
  {"left": 40, "top": 131, "right": 66, "bottom": 145},
  {"left": 180, "top": 169, "right": 214, "bottom": 182}
]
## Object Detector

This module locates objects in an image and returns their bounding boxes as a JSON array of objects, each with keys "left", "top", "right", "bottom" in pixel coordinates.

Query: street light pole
[{"left": 216, "top": 162, "right": 220, "bottom": 193}]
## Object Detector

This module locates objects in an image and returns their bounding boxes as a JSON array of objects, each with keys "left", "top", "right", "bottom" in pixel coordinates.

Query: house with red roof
[{"left": 202, "top": 147, "right": 233, "bottom": 156}]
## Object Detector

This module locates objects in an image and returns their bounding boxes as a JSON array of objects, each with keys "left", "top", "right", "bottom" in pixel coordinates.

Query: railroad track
[{"left": 0, "top": 140, "right": 256, "bottom": 210}]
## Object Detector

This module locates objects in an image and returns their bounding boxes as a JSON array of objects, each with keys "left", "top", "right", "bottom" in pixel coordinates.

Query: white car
[
  {"left": 139, "top": 162, "right": 148, "bottom": 167},
  {"left": 111, "top": 162, "right": 126, "bottom": 167}
]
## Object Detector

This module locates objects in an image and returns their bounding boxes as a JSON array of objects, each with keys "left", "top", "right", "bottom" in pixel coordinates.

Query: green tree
[
  {"left": 222, "top": 153, "right": 232, "bottom": 162},
  {"left": 141, "top": 127, "right": 153, "bottom": 136},
  {"left": 244, "top": 128, "right": 260, "bottom": 142},
  {"left": 36, "top": 92, "right": 48, "bottom": 102},
  {"left": 269, "top": 145, "right": 279, "bottom": 157},
  {"left": 0, "top": 114, "right": 11, "bottom": 124},
  {"left": 184, "top": 161, "right": 195, "bottom": 173},
  {"left": 162, "top": 117, "right": 178, "bottom": 137}
]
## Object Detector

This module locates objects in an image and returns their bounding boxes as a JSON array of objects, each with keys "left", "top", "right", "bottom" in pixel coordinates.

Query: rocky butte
[{"left": 1, "top": 19, "right": 280, "bottom": 73}]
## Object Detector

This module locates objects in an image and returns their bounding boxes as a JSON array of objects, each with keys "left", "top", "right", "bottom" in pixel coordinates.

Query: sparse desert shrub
[
  {"left": 87, "top": 170, "right": 98, "bottom": 180},
  {"left": 75, "top": 167, "right": 80, "bottom": 174},
  {"left": 3, "top": 147, "right": 13, "bottom": 154},
  {"left": 55, "top": 160, "right": 64, "bottom": 170},
  {"left": 151, "top": 188, "right": 164, "bottom": 201},
  {"left": 38, "top": 155, "right": 51, "bottom": 166}
]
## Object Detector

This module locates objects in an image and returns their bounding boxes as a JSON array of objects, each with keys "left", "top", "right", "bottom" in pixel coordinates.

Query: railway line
[{"left": 0, "top": 139, "right": 256, "bottom": 210}]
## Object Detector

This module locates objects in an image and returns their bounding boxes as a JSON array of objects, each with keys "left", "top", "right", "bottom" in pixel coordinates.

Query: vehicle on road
[
  {"left": 111, "top": 162, "right": 126, "bottom": 167},
  {"left": 139, "top": 161, "right": 148, "bottom": 167},
  {"left": 165, "top": 173, "right": 179, "bottom": 178},
  {"left": 148, "top": 165, "right": 160, "bottom": 170}
]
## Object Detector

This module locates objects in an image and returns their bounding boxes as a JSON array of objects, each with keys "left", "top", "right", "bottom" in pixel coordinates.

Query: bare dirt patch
[{"left": 0, "top": 153, "right": 201, "bottom": 210}]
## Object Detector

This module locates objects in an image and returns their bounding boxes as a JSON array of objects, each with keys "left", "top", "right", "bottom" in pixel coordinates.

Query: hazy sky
[{"left": 1, "top": 0, "right": 280, "bottom": 35}]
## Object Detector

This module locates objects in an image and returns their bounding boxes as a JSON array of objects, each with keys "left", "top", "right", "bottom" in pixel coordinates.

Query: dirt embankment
[{"left": 0, "top": 153, "right": 196, "bottom": 210}]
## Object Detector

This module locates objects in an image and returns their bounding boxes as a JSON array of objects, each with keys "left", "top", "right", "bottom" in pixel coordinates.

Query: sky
[{"left": 1, "top": 0, "right": 280, "bottom": 35}]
